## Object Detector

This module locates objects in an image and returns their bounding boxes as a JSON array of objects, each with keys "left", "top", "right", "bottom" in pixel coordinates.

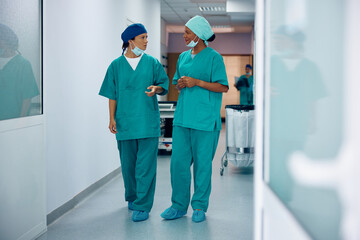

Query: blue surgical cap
[
  {"left": 185, "top": 15, "right": 214, "bottom": 42},
  {"left": 246, "top": 64, "right": 252, "bottom": 69},
  {"left": 0, "top": 23, "right": 19, "bottom": 50},
  {"left": 121, "top": 23, "right": 147, "bottom": 43}
]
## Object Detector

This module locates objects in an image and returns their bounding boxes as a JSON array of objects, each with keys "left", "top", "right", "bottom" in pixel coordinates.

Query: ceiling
[{"left": 161, "top": 0, "right": 255, "bottom": 33}]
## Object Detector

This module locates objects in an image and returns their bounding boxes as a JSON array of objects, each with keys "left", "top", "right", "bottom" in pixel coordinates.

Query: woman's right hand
[
  {"left": 176, "top": 78, "right": 186, "bottom": 90},
  {"left": 109, "top": 119, "right": 117, "bottom": 134}
]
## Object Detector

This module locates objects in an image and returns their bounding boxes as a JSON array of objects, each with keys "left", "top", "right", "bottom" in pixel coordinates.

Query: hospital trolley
[{"left": 220, "top": 105, "right": 255, "bottom": 176}]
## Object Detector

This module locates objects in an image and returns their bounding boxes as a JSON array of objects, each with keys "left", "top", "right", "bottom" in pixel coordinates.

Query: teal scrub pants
[
  {"left": 170, "top": 126, "right": 220, "bottom": 212},
  {"left": 117, "top": 137, "right": 158, "bottom": 212}
]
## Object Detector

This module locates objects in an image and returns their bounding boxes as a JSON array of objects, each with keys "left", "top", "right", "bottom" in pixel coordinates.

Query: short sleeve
[
  {"left": 21, "top": 60, "right": 39, "bottom": 99},
  {"left": 99, "top": 63, "right": 116, "bottom": 100},
  {"left": 154, "top": 59, "right": 169, "bottom": 96},
  {"left": 172, "top": 54, "right": 183, "bottom": 85},
  {"left": 211, "top": 54, "right": 228, "bottom": 87}
]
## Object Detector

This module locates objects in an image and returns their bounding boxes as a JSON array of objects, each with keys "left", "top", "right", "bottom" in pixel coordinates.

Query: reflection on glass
[
  {"left": 269, "top": 25, "right": 326, "bottom": 202},
  {"left": 0, "top": 23, "right": 40, "bottom": 121},
  {"left": 266, "top": 0, "right": 344, "bottom": 239}
]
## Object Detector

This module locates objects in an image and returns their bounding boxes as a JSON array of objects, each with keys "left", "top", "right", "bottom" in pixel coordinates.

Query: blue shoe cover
[
  {"left": 128, "top": 201, "right": 134, "bottom": 210},
  {"left": 160, "top": 207, "right": 186, "bottom": 220},
  {"left": 132, "top": 210, "right": 149, "bottom": 222},
  {"left": 192, "top": 210, "right": 205, "bottom": 223}
]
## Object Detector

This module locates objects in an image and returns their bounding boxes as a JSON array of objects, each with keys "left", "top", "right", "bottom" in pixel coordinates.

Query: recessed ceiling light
[
  {"left": 213, "top": 25, "right": 231, "bottom": 28},
  {"left": 199, "top": 6, "right": 225, "bottom": 12}
]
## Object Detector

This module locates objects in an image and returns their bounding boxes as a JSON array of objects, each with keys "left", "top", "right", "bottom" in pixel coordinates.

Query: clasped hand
[{"left": 177, "top": 76, "right": 198, "bottom": 90}]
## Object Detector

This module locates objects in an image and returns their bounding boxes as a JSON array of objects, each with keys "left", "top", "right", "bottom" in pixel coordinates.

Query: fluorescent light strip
[
  {"left": 199, "top": 6, "right": 225, "bottom": 12},
  {"left": 213, "top": 25, "right": 231, "bottom": 28}
]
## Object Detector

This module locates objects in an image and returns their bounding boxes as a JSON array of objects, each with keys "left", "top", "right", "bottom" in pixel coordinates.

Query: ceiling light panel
[
  {"left": 190, "top": 0, "right": 225, "bottom": 3},
  {"left": 164, "top": 0, "right": 193, "bottom": 3},
  {"left": 212, "top": 25, "right": 231, "bottom": 28},
  {"left": 199, "top": 6, "right": 226, "bottom": 12}
]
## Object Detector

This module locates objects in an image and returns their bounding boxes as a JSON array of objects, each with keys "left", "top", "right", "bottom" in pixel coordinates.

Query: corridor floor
[{"left": 37, "top": 127, "right": 254, "bottom": 240}]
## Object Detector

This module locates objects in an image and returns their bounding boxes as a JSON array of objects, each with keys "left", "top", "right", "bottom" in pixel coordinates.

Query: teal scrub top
[
  {"left": 270, "top": 56, "right": 326, "bottom": 141},
  {"left": 0, "top": 55, "right": 39, "bottom": 121},
  {"left": 173, "top": 47, "right": 228, "bottom": 131},
  {"left": 99, "top": 53, "right": 169, "bottom": 141},
  {"left": 237, "top": 75, "right": 253, "bottom": 105}
]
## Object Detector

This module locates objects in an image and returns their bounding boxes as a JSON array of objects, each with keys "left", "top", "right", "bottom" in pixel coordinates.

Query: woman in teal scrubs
[
  {"left": 161, "top": 16, "right": 228, "bottom": 223},
  {"left": 99, "top": 23, "right": 169, "bottom": 222}
]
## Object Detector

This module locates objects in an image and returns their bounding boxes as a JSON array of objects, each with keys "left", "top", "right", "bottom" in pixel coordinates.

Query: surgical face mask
[
  {"left": 0, "top": 48, "right": 4, "bottom": 57},
  {"left": 246, "top": 71, "right": 252, "bottom": 75},
  {"left": 186, "top": 36, "right": 199, "bottom": 48},
  {"left": 278, "top": 48, "right": 298, "bottom": 59},
  {"left": 130, "top": 42, "right": 144, "bottom": 56}
]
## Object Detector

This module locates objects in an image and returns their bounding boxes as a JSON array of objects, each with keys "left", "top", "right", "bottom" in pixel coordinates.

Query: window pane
[
  {"left": 0, "top": 0, "right": 42, "bottom": 121},
  {"left": 266, "top": 0, "right": 344, "bottom": 239}
]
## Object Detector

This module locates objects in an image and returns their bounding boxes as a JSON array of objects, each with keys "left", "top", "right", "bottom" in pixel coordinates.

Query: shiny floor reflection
[{"left": 37, "top": 127, "right": 253, "bottom": 240}]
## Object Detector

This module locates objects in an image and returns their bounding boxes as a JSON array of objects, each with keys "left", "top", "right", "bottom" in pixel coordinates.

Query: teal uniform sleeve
[
  {"left": 154, "top": 60, "right": 169, "bottom": 96},
  {"left": 22, "top": 60, "right": 39, "bottom": 99},
  {"left": 99, "top": 63, "right": 117, "bottom": 100},
  {"left": 172, "top": 54, "right": 182, "bottom": 85},
  {"left": 211, "top": 54, "right": 228, "bottom": 86}
]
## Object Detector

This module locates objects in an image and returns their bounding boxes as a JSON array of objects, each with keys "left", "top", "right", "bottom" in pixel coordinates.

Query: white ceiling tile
[
  {"left": 168, "top": 3, "right": 198, "bottom": 8},
  {"left": 162, "top": 0, "right": 253, "bottom": 30}
]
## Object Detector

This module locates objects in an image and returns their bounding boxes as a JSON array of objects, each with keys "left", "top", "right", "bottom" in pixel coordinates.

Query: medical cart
[
  {"left": 220, "top": 105, "right": 255, "bottom": 176},
  {"left": 158, "top": 101, "right": 177, "bottom": 153}
]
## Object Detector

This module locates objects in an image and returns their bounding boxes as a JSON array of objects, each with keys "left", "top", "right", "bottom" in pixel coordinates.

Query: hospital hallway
[
  {"left": 4, "top": 0, "right": 360, "bottom": 239},
  {"left": 36, "top": 126, "right": 254, "bottom": 240}
]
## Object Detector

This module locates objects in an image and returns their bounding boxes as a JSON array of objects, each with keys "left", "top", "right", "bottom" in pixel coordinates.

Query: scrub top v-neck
[
  {"left": 173, "top": 47, "right": 228, "bottom": 131},
  {"left": 125, "top": 54, "right": 143, "bottom": 71},
  {"left": 99, "top": 53, "right": 169, "bottom": 140}
]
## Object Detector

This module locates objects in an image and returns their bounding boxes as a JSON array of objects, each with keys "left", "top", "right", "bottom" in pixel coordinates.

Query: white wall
[
  {"left": 44, "top": 0, "right": 162, "bottom": 214},
  {"left": 0, "top": 117, "right": 46, "bottom": 240},
  {"left": 124, "top": 0, "right": 161, "bottom": 60}
]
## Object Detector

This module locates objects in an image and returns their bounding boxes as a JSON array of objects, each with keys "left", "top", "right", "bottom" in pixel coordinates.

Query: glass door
[{"left": 255, "top": 0, "right": 360, "bottom": 239}]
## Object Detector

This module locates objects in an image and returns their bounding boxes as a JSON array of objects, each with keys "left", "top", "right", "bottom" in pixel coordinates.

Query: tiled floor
[{"left": 37, "top": 127, "right": 254, "bottom": 240}]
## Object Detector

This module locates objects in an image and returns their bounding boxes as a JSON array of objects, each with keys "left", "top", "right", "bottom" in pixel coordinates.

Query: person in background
[
  {"left": 161, "top": 15, "right": 228, "bottom": 223},
  {"left": 0, "top": 23, "right": 39, "bottom": 121},
  {"left": 234, "top": 64, "right": 253, "bottom": 105},
  {"left": 99, "top": 23, "right": 169, "bottom": 222}
]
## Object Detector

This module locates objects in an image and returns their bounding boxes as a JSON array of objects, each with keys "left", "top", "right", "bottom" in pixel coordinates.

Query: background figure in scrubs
[
  {"left": 234, "top": 64, "right": 254, "bottom": 105},
  {"left": 99, "top": 23, "right": 169, "bottom": 222},
  {"left": 0, "top": 23, "right": 39, "bottom": 121},
  {"left": 161, "top": 15, "right": 228, "bottom": 223}
]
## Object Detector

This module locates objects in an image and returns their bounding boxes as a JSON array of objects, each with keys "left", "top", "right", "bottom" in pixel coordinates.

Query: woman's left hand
[
  {"left": 145, "top": 86, "right": 157, "bottom": 97},
  {"left": 180, "top": 76, "right": 198, "bottom": 88},
  {"left": 146, "top": 85, "right": 163, "bottom": 97}
]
